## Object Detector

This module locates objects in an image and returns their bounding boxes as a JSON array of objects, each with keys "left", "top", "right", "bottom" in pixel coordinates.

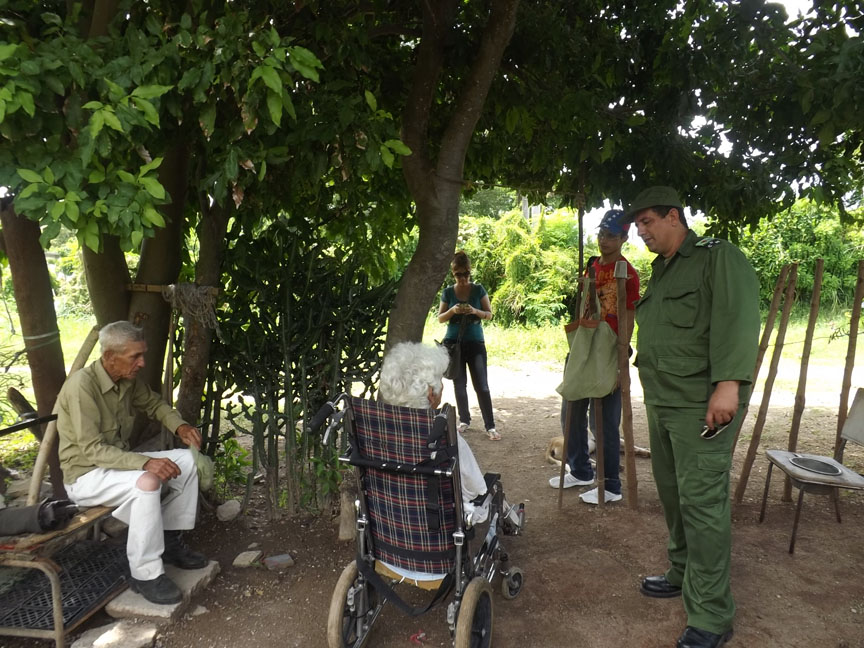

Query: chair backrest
[
  {"left": 841, "top": 388, "right": 864, "bottom": 446},
  {"left": 349, "top": 397, "right": 458, "bottom": 576}
]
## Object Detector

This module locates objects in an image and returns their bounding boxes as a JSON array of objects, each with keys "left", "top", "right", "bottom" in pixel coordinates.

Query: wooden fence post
[{"left": 734, "top": 264, "right": 798, "bottom": 504}]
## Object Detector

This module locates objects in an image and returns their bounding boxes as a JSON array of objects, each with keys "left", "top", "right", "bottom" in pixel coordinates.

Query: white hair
[
  {"left": 379, "top": 342, "right": 449, "bottom": 409},
  {"left": 99, "top": 321, "right": 145, "bottom": 355}
]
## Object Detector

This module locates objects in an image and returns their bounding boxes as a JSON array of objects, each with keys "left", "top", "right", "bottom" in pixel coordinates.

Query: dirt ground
[{"left": 7, "top": 361, "right": 864, "bottom": 648}]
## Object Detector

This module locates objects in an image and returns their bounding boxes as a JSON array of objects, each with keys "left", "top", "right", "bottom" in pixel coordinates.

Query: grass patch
[
  {"left": 423, "top": 315, "right": 570, "bottom": 370},
  {"left": 0, "top": 430, "right": 39, "bottom": 473}
]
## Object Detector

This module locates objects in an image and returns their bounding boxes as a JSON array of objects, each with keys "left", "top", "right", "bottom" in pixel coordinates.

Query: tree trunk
[
  {"left": 385, "top": 0, "right": 520, "bottom": 348},
  {"left": 126, "top": 142, "right": 191, "bottom": 446},
  {"left": 0, "top": 205, "right": 67, "bottom": 497},
  {"left": 83, "top": 237, "right": 130, "bottom": 326},
  {"left": 175, "top": 201, "right": 229, "bottom": 424}
]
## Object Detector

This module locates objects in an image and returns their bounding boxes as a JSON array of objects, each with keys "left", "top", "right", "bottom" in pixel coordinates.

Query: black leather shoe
[
  {"left": 163, "top": 530, "right": 208, "bottom": 570},
  {"left": 639, "top": 574, "right": 682, "bottom": 598},
  {"left": 130, "top": 574, "right": 182, "bottom": 605},
  {"left": 676, "top": 626, "right": 733, "bottom": 648}
]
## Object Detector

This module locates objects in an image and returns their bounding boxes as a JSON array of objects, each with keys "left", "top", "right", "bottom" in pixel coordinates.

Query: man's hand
[
  {"left": 176, "top": 424, "right": 201, "bottom": 449},
  {"left": 706, "top": 380, "right": 740, "bottom": 430},
  {"left": 143, "top": 457, "right": 181, "bottom": 481}
]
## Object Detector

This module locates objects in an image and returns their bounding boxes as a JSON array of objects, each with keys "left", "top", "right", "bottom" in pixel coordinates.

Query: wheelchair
[{"left": 312, "top": 394, "right": 525, "bottom": 648}]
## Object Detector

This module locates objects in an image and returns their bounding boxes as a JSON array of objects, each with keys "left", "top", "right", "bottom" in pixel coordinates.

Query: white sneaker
[
  {"left": 548, "top": 473, "right": 594, "bottom": 489},
  {"left": 579, "top": 487, "right": 623, "bottom": 505},
  {"left": 457, "top": 422, "right": 469, "bottom": 433}
]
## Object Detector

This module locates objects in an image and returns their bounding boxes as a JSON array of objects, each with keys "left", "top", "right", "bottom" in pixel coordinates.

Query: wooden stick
[
  {"left": 592, "top": 397, "right": 604, "bottom": 507},
  {"left": 835, "top": 259, "right": 864, "bottom": 461},
  {"left": 732, "top": 264, "right": 791, "bottom": 453},
  {"left": 27, "top": 326, "right": 100, "bottom": 506},
  {"left": 125, "top": 282, "right": 219, "bottom": 295},
  {"left": 558, "top": 401, "right": 572, "bottom": 510},
  {"left": 615, "top": 261, "right": 638, "bottom": 508},
  {"left": 783, "top": 259, "right": 823, "bottom": 501},
  {"left": 734, "top": 264, "right": 798, "bottom": 504}
]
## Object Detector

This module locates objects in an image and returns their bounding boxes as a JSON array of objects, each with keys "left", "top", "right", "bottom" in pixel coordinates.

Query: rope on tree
[{"left": 161, "top": 283, "right": 222, "bottom": 339}]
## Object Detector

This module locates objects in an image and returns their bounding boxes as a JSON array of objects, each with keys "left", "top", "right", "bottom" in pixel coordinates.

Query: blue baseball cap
[{"left": 598, "top": 209, "right": 629, "bottom": 237}]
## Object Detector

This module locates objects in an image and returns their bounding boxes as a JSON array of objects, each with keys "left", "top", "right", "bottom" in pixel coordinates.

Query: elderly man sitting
[
  {"left": 379, "top": 341, "right": 520, "bottom": 528},
  {"left": 55, "top": 321, "right": 207, "bottom": 605}
]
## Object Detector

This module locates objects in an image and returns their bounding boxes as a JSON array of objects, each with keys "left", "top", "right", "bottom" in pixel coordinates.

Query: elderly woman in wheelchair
[{"left": 320, "top": 342, "right": 524, "bottom": 648}]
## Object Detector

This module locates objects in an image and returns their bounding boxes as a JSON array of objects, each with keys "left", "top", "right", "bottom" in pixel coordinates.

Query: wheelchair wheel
[
  {"left": 327, "top": 561, "right": 378, "bottom": 648},
  {"left": 500, "top": 567, "right": 524, "bottom": 600},
  {"left": 454, "top": 577, "right": 494, "bottom": 648}
]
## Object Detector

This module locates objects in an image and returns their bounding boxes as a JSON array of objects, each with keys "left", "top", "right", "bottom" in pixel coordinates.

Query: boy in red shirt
[{"left": 549, "top": 209, "right": 640, "bottom": 504}]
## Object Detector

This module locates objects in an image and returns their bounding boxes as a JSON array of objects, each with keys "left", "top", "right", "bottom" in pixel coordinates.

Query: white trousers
[{"left": 66, "top": 449, "right": 199, "bottom": 581}]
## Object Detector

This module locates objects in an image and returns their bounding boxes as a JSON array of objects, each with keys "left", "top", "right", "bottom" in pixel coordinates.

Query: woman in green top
[{"left": 438, "top": 251, "right": 499, "bottom": 440}]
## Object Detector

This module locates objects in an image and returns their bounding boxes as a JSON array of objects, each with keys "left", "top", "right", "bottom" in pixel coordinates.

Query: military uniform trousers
[{"left": 646, "top": 403, "right": 743, "bottom": 635}]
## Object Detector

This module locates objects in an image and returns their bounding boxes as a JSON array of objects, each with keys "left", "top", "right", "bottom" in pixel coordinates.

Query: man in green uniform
[{"left": 625, "top": 187, "right": 760, "bottom": 648}]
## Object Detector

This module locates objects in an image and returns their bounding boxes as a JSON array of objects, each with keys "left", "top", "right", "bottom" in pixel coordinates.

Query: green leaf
[
  {"left": 43, "top": 166, "right": 54, "bottom": 184},
  {"left": 140, "top": 176, "right": 166, "bottom": 199},
  {"left": 143, "top": 205, "right": 165, "bottom": 227},
  {"left": 133, "top": 97, "right": 159, "bottom": 126},
  {"left": 139, "top": 157, "right": 163, "bottom": 176},
  {"left": 82, "top": 101, "right": 103, "bottom": 110},
  {"left": 252, "top": 65, "right": 283, "bottom": 94},
  {"left": 288, "top": 46, "right": 322, "bottom": 82},
  {"left": 17, "top": 168, "right": 43, "bottom": 183},
  {"left": 130, "top": 228, "right": 144, "bottom": 249},
  {"left": 200, "top": 104, "right": 216, "bottom": 137},
  {"left": 290, "top": 60, "right": 319, "bottom": 82},
  {"left": 252, "top": 41, "right": 266, "bottom": 58},
  {"left": 41, "top": 12, "right": 62, "bottom": 25},
  {"left": 19, "top": 91, "right": 34, "bottom": 117},
  {"left": 384, "top": 139, "right": 411, "bottom": 156},
  {"left": 379, "top": 144, "right": 394, "bottom": 168},
  {"left": 39, "top": 220, "right": 61, "bottom": 247},
  {"left": 18, "top": 183, "right": 39, "bottom": 199},
  {"left": 0, "top": 44, "right": 18, "bottom": 61},
  {"left": 102, "top": 110, "right": 123, "bottom": 132},
  {"left": 267, "top": 89, "right": 282, "bottom": 127},
  {"left": 117, "top": 170, "right": 135, "bottom": 183},
  {"left": 45, "top": 75, "right": 64, "bottom": 95},
  {"left": 282, "top": 91, "right": 296, "bottom": 121},
  {"left": 131, "top": 84, "right": 173, "bottom": 99},
  {"left": 103, "top": 78, "right": 125, "bottom": 101},
  {"left": 65, "top": 200, "right": 79, "bottom": 223},
  {"left": 89, "top": 110, "right": 104, "bottom": 139},
  {"left": 364, "top": 90, "right": 377, "bottom": 112},
  {"left": 85, "top": 230, "right": 100, "bottom": 252},
  {"left": 89, "top": 168, "right": 105, "bottom": 183},
  {"left": 49, "top": 201, "right": 64, "bottom": 220}
]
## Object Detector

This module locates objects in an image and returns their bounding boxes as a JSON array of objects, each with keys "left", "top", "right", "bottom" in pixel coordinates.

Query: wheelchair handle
[
  {"left": 309, "top": 402, "right": 335, "bottom": 432},
  {"left": 308, "top": 393, "right": 349, "bottom": 433}
]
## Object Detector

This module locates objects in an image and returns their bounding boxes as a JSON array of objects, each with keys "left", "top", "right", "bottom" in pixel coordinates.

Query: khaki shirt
[
  {"left": 56, "top": 360, "right": 187, "bottom": 484},
  {"left": 635, "top": 230, "right": 760, "bottom": 407}
]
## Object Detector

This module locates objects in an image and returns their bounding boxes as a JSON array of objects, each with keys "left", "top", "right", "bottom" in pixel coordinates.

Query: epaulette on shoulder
[{"left": 695, "top": 237, "right": 723, "bottom": 249}]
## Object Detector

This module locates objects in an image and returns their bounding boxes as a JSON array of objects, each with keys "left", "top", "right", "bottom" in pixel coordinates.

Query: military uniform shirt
[
  {"left": 55, "top": 359, "right": 187, "bottom": 484},
  {"left": 635, "top": 230, "right": 760, "bottom": 407}
]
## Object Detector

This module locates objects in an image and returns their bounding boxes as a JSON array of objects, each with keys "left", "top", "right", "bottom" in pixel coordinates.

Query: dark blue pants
[
  {"left": 453, "top": 340, "right": 496, "bottom": 431},
  {"left": 560, "top": 388, "right": 622, "bottom": 494}
]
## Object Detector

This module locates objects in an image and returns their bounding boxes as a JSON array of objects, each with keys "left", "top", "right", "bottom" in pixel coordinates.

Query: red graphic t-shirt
[{"left": 582, "top": 257, "right": 640, "bottom": 335}]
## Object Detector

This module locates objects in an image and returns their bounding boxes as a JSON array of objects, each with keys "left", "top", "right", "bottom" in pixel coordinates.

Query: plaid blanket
[{"left": 351, "top": 398, "right": 458, "bottom": 575}]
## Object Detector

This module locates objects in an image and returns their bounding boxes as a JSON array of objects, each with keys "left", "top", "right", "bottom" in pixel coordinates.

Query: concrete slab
[
  {"left": 71, "top": 620, "right": 158, "bottom": 648},
  {"left": 105, "top": 560, "right": 220, "bottom": 623}
]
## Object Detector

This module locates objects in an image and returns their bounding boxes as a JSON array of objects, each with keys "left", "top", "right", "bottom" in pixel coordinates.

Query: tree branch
[{"left": 437, "top": 0, "right": 520, "bottom": 176}]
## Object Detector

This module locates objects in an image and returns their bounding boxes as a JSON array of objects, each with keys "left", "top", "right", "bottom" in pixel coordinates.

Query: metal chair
[{"left": 759, "top": 387, "right": 864, "bottom": 553}]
